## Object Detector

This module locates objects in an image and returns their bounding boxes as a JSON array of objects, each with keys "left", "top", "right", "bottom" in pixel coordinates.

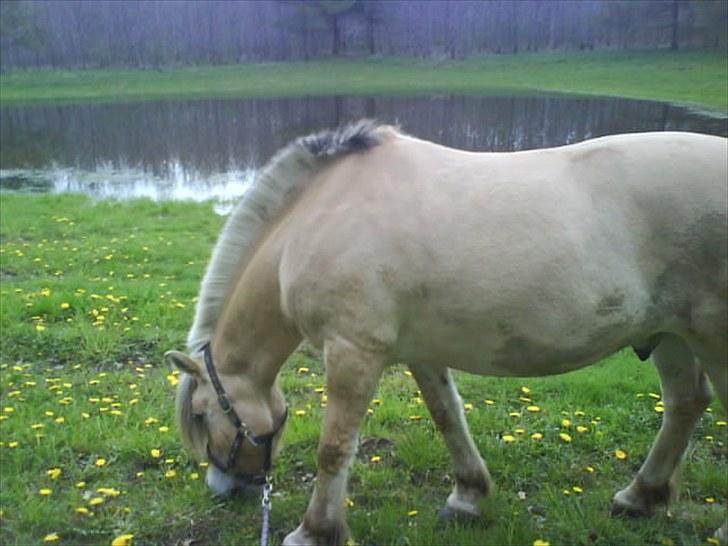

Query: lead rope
[{"left": 260, "top": 477, "right": 273, "bottom": 546}]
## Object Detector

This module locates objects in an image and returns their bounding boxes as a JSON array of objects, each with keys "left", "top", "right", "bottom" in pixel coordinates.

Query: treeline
[{"left": 1, "top": 0, "right": 726, "bottom": 70}]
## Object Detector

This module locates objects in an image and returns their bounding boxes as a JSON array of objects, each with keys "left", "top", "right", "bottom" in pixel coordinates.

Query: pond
[{"left": 1, "top": 94, "right": 726, "bottom": 209}]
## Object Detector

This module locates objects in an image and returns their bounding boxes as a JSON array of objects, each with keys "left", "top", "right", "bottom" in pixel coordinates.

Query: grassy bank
[
  {"left": 1, "top": 50, "right": 726, "bottom": 112},
  {"left": 0, "top": 194, "right": 726, "bottom": 546}
]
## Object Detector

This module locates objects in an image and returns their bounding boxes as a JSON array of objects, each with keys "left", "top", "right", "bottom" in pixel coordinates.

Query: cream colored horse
[{"left": 166, "top": 121, "right": 727, "bottom": 546}]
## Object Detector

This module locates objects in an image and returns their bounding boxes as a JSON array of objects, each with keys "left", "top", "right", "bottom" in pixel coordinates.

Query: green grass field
[
  {"left": 1, "top": 50, "right": 726, "bottom": 112},
  {"left": 0, "top": 194, "right": 725, "bottom": 546}
]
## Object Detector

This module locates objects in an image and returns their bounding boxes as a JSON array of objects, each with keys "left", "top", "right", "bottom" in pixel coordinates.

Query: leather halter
[{"left": 201, "top": 342, "right": 288, "bottom": 485}]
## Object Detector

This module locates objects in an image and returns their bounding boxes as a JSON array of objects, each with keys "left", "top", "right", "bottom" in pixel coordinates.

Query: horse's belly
[{"left": 393, "top": 310, "right": 642, "bottom": 377}]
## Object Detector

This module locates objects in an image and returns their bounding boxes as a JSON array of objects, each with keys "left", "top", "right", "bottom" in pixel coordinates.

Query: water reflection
[{"left": 1, "top": 95, "right": 725, "bottom": 204}]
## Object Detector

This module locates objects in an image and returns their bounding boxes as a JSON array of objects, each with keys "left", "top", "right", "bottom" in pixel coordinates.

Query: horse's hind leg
[
  {"left": 612, "top": 334, "right": 713, "bottom": 516},
  {"left": 409, "top": 365, "right": 492, "bottom": 520},
  {"left": 691, "top": 340, "right": 728, "bottom": 545}
]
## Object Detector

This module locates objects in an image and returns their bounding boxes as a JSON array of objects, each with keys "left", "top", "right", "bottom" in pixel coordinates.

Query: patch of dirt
[{"left": 356, "top": 436, "right": 395, "bottom": 462}]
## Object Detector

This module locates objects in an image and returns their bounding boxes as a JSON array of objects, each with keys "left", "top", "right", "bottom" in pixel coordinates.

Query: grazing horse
[{"left": 165, "top": 121, "right": 727, "bottom": 546}]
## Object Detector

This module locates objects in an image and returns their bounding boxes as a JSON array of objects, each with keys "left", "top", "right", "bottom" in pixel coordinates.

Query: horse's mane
[{"left": 186, "top": 119, "right": 394, "bottom": 352}]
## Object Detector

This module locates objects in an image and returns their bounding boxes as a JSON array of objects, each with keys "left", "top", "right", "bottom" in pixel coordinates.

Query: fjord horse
[{"left": 166, "top": 121, "right": 727, "bottom": 545}]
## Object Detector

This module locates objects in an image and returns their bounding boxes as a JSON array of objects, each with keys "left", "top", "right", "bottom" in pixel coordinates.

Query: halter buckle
[{"left": 218, "top": 393, "right": 233, "bottom": 414}]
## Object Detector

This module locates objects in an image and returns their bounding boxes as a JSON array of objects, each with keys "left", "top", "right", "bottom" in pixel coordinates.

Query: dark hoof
[
  {"left": 610, "top": 502, "right": 651, "bottom": 518},
  {"left": 437, "top": 505, "right": 481, "bottom": 527}
]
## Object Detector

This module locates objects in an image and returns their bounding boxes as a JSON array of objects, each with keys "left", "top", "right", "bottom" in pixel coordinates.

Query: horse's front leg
[
  {"left": 409, "top": 365, "right": 492, "bottom": 520},
  {"left": 283, "top": 338, "right": 385, "bottom": 546}
]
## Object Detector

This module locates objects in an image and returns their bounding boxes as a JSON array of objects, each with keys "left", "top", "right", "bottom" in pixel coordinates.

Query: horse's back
[{"left": 276, "top": 131, "right": 727, "bottom": 371}]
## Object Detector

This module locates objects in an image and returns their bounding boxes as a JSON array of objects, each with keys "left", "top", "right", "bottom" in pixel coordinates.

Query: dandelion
[
  {"left": 295, "top": 410, "right": 306, "bottom": 417},
  {"left": 572, "top": 486, "right": 583, "bottom": 494},
  {"left": 95, "top": 458, "right": 107, "bottom": 467},
  {"left": 409, "top": 415, "right": 422, "bottom": 421},
  {"left": 660, "top": 538, "right": 674, "bottom": 546},
  {"left": 716, "top": 420, "right": 727, "bottom": 427},
  {"left": 43, "top": 533, "right": 60, "bottom": 543},
  {"left": 584, "top": 466, "right": 595, "bottom": 473},
  {"left": 111, "top": 534, "right": 134, "bottom": 546},
  {"left": 150, "top": 449, "right": 161, "bottom": 459},
  {"left": 407, "top": 510, "right": 418, "bottom": 517},
  {"left": 705, "top": 496, "right": 716, "bottom": 504},
  {"left": 484, "top": 399, "right": 495, "bottom": 405},
  {"left": 559, "top": 433, "right": 572, "bottom": 443},
  {"left": 164, "top": 470, "right": 177, "bottom": 478},
  {"left": 189, "top": 472, "right": 199, "bottom": 480},
  {"left": 614, "top": 449, "right": 627, "bottom": 460},
  {"left": 463, "top": 403, "right": 473, "bottom": 411},
  {"left": 39, "top": 488, "right": 52, "bottom": 496},
  {"left": 706, "top": 538, "right": 720, "bottom": 546},
  {"left": 533, "top": 540, "right": 550, "bottom": 546},
  {"left": 158, "top": 426, "right": 169, "bottom": 433},
  {"left": 370, "top": 455, "right": 381, "bottom": 463},
  {"left": 526, "top": 405, "right": 541, "bottom": 413},
  {"left": 530, "top": 432, "right": 543, "bottom": 440},
  {"left": 76, "top": 481, "right": 86, "bottom": 488},
  {"left": 47, "top": 468, "right": 62, "bottom": 479},
  {"left": 576, "top": 426, "right": 588, "bottom": 433},
  {"left": 509, "top": 411, "right": 521, "bottom": 417},
  {"left": 514, "top": 428, "right": 526, "bottom": 434},
  {"left": 89, "top": 497, "right": 104, "bottom": 506},
  {"left": 297, "top": 367, "right": 310, "bottom": 374},
  {"left": 75, "top": 507, "right": 91, "bottom": 515},
  {"left": 502, "top": 434, "right": 516, "bottom": 443},
  {"left": 60, "top": 303, "right": 70, "bottom": 309},
  {"left": 521, "top": 387, "right": 531, "bottom": 394},
  {"left": 166, "top": 374, "right": 178, "bottom": 386},
  {"left": 648, "top": 393, "right": 661, "bottom": 400},
  {"left": 561, "top": 419, "right": 571, "bottom": 428},
  {"left": 574, "top": 410, "right": 585, "bottom": 417}
]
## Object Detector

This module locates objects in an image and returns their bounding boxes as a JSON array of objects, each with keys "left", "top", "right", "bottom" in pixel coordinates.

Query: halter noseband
[{"left": 201, "top": 342, "right": 288, "bottom": 485}]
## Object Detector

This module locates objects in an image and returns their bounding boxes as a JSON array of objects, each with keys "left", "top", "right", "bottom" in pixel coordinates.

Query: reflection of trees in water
[{"left": 1, "top": 96, "right": 725, "bottom": 177}]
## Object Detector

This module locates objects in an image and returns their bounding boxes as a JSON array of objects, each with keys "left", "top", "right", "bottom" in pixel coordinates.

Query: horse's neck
[{"left": 212, "top": 243, "right": 301, "bottom": 387}]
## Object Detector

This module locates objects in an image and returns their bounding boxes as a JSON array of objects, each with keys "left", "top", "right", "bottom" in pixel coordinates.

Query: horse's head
[{"left": 165, "top": 349, "right": 287, "bottom": 497}]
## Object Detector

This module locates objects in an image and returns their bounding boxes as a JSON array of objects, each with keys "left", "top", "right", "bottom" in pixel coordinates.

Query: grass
[
  {"left": 0, "top": 193, "right": 726, "bottom": 546},
  {"left": 1, "top": 50, "right": 726, "bottom": 112}
]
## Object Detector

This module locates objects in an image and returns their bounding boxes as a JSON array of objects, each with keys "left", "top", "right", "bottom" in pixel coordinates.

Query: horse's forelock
[{"left": 175, "top": 373, "right": 207, "bottom": 460}]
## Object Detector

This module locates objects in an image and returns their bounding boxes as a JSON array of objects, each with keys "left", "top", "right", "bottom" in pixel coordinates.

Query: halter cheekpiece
[{"left": 201, "top": 342, "right": 288, "bottom": 485}]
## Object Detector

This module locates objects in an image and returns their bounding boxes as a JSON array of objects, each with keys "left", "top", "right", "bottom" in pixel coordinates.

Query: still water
[{"left": 1, "top": 95, "right": 726, "bottom": 207}]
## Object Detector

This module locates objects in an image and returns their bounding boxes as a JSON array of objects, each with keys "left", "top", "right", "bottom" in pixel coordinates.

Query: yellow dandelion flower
[
  {"left": 514, "top": 428, "right": 526, "bottom": 434},
  {"left": 39, "top": 488, "right": 52, "bottom": 496},
  {"left": 705, "top": 496, "right": 716, "bottom": 504},
  {"left": 295, "top": 410, "right": 306, "bottom": 417},
  {"left": 189, "top": 472, "right": 199, "bottom": 480},
  {"left": 166, "top": 374, "right": 178, "bottom": 386},
  {"left": 576, "top": 426, "right": 588, "bottom": 433},
  {"left": 508, "top": 411, "right": 521, "bottom": 417},
  {"left": 502, "top": 434, "right": 516, "bottom": 443},
  {"left": 561, "top": 419, "right": 571, "bottom": 428},
  {"left": 43, "top": 533, "right": 60, "bottom": 543},
  {"left": 47, "top": 468, "right": 62, "bottom": 479},
  {"left": 36, "top": 324, "right": 46, "bottom": 332},
  {"left": 530, "top": 432, "right": 543, "bottom": 440},
  {"left": 521, "top": 387, "right": 531, "bottom": 394},
  {"left": 409, "top": 415, "right": 422, "bottom": 421},
  {"left": 95, "top": 458, "right": 107, "bottom": 467},
  {"left": 111, "top": 533, "right": 134, "bottom": 546},
  {"left": 533, "top": 540, "right": 550, "bottom": 546},
  {"left": 407, "top": 510, "right": 418, "bottom": 517},
  {"left": 89, "top": 497, "right": 104, "bottom": 506},
  {"left": 297, "top": 367, "right": 310, "bottom": 374},
  {"left": 60, "top": 303, "right": 70, "bottom": 309},
  {"left": 648, "top": 392, "right": 661, "bottom": 400},
  {"left": 150, "top": 449, "right": 161, "bottom": 458},
  {"left": 484, "top": 399, "right": 495, "bottom": 405},
  {"left": 706, "top": 538, "right": 720, "bottom": 546},
  {"left": 614, "top": 449, "right": 627, "bottom": 460},
  {"left": 584, "top": 466, "right": 595, "bottom": 473},
  {"left": 75, "top": 507, "right": 91, "bottom": 515},
  {"left": 526, "top": 405, "right": 541, "bottom": 412},
  {"left": 660, "top": 538, "right": 674, "bottom": 546},
  {"left": 559, "top": 433, "right": 572, "bottom": 443},
  {"left": 76, "top": 481, "right": 86, "bottom": 488},
  {"left": 716, "top": 420, "right": 727, "bottom": 427},
  {"left": 572, "top": 486, "right": 583, "bottom": 493},
  {"left": 463, "top": 403, "right": 473, "bottom": 411},
  {"left": 370, "top": 455, "right": 381, "bottom": 463},
  {"left": 574, "top": 410, "right": 585, "bottom": 417},
  {"left": 403, "top": 370, "right": 413, "bottom": 377},
  {"left": 654, "top": 406, "right": 664, "bottom": 413},
  {"left": 165, "top": 469, "right": 177, "bottom": 478},
  {"left": 158, "top": 426, "right": 169, "bottom": 433},
  {"left": 345, "top": 498, "right": 354, "bottom": 508}
]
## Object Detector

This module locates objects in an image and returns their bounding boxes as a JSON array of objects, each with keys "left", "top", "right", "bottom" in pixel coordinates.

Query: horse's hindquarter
[{"left": 278, "top": 132, "right": 727, "bottom": 376}]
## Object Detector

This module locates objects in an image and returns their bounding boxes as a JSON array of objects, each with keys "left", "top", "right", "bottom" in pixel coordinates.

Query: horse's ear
[{"left": 165, "top": 350, "right": 203, "bottom": 377}]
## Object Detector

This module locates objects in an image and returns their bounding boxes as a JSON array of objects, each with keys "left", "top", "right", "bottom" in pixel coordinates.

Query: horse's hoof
[{"left": 437, "top": 505, "right": 481, "bottom": 526}]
